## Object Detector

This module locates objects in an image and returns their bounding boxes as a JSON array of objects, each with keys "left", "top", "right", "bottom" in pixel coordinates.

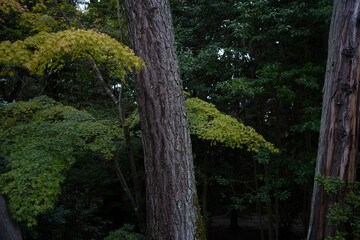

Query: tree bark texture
[
  {"left": 307, "top": 1, "right": 360, "bottom": 239},
  {"left": 123, "top": 1, "right": 203, "bottom": 239},
  {"left": 0, "top": 193, "right": 22, "bottom": 240}
]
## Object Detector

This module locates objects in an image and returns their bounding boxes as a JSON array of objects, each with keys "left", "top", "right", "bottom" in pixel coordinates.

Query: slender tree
[
  {"left": 123, "top": 0, "right": 204, "bottom": 239},
  {"left": 308, "top": 1, "right": 360, "bottom": 239}
]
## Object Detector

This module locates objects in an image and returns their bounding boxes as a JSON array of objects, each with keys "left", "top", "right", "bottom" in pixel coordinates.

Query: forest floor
[{"left": 207, "top": 214, "right": 305, "bottom": 240}]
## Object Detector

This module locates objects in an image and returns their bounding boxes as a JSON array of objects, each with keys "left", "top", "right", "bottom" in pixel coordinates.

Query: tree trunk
[
  {"left": 264, "top": 165, "right": 274, "bottom": 240},
  {"left": 0, "top": 193, "right": 22, "bottom": 240},
  {"left": 253, "top": 155, "right": 265, "bottom": 240},
  {"left": 123, "top": 1, "right": 204, "bottom": 239},
  {"left": 307, "top": 1, "right": 360, "bottom": 239},
  {"left": 201, "top": 141, "right": 209, "bottom": 227},
  {"left": 274, "top": 197, "right": 279, "bottom": 240}
]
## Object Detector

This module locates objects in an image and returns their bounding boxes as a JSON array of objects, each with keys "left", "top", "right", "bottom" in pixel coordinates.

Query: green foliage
[
  {"left": 104, "top": 224, "right": 145, "bottom": 240},
  {"left": 315, "top": 175, "right": 346, "bottom": 195},
  {"left": 254, "top": 62, "right": 323, "bottom": 103},
  {"left": 22, "top": 149, "right": 127, "bottom": 240},
  {"left": 316, "top": 176, "right": 360, "bottom": 240},
  {"left": 249, "top": 176, "right": 291, "bottom": 203},
  {"left": 20, "top": 13, "right": 59, "bottom": 32},
  {"left": 0, "top": 29, "right": 144, "bottom": 82},
  {"left": 118, "top": 95, "right": 276, "bottom": 153},
  {"left": 230, "top": 196, "right": 246, "bottom": 212},
  {"left": 216, "top": 77, "right": 265, "bottom": 98},
  {"left": 230, "top": 0, "right": 332, "bottom": 50},
  {"left": 291, "top": 106, "right": 322, "bottom": 133},
  {"left": 254, "top": 148, "right": 271, "bottom": 164},
  {"left": 0, "top": 31, "right": 51, "bottom": 75},
  {"left": 186, "top": 97, "right": 278, "bottom": 153},
  {"left": 0, "top": 96, "right": 123, "bottom": 226}
]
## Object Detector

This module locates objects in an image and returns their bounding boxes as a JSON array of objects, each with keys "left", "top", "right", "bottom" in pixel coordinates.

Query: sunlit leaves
[
  {"left": 0, "top": 31, "right": 51, "bottom": 75},
  {"left": 0, "top": 29, "right": 144, "bottom": 81},
  {"left": 186, "top": 97, "right": 278, "bottom": 153}
]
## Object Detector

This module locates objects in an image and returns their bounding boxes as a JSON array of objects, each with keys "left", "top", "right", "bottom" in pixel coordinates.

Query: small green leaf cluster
[
  {"left": 186, "top": 97, "right": 278, "bottom": 153},
  {"left": 291, "top": 106, "right": 321, "bottom": 133},
  {"left": 104, "top": 224, "right": 145, "bottom": 240},
  {"left": 316, "top": 176, "right": 360, "bottom": 240},
  {"left": 0, "top": 96, "right": 123, "bottom": 226},
  {"left": 216, "top": 77, "right": 265, "bottom": 98},
  {"left": 255, "top": 62, "right": 322, "bottom": 102},
  {"left": 249, "top": 177, "right": 291, "bottom": 203},
  {"left": 230, "top": 196, "right": 246, "bottom": 212},
  {"left": 315, "top": 175, "right": 345, "bottom": 195}
]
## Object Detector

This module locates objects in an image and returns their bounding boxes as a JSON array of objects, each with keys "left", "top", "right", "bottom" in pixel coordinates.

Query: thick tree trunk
[
  {"left": 0, "top": 193, "right": 22, "bottom": 240},
  {"left": 123, "top": 1, "right": 204, "bottom": 239},
  {"left": 307, "top": 1, "right": 360, "bottom": 239}
]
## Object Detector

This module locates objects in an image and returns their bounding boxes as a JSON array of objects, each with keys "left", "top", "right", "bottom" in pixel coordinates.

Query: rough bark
[
  {"left": 123, "top": 1, "right": 203, "bottom": 239},
  {"left": 0, "top": 193, "right": 22, "bottom": 240},
  {"left": 307, "top": 1, "right": 360, "bottom": 239}
]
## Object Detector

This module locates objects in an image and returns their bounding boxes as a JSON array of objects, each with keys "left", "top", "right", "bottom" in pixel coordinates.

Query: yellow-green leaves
[
  {"left": 0, "top": 29, "right": 144, "bottom": 81},
  {"left": 0, "top": 31, "right": 51, "bottom": 75},
  {"left": 20, "top": 13, "right": 59, "bottom": 32},
  {"left": 186, "top": 97, "right": 278, "bottom": 153},
  {"left": 0, "top": 96, "right": 123, "bottom": 226}
]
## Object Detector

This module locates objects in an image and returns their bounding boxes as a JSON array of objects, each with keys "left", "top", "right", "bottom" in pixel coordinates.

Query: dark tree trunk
[
  {"left": 201, "top": 141, "right": 209, "bottom": 228},
  {"left": 123, "top": 1, "right": 204, "bottom": 239},
  {"left": 0, "top": 193, "right": 22, "bottom": 240},
  {"left": 307, "top": 1, "right": 360, "bottom": 239}
]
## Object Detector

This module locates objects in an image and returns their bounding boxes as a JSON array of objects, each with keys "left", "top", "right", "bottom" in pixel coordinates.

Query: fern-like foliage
[{"left": 0, "top": 96, "right": 123, "bottom": 226}]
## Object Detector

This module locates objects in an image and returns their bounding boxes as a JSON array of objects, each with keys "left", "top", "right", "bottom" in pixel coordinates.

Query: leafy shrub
[
  {"left": 105, "top": 224, "right": 145, "bottom": 240},
  {"left": 0, "top": 96, "right": 122, "bottom": 226}
]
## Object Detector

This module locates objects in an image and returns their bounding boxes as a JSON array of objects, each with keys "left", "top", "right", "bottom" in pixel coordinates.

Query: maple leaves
[
  {"left": 0, "top": 29, "right": 144, "bottom": 81},
  {"left": 186, "top": 97, "right": 278, "bottom": 153}
]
